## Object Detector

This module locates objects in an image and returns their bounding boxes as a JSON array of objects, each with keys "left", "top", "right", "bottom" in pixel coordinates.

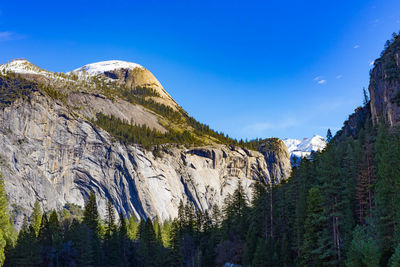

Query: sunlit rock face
[{"left": 369, "top": 37, "right": 400, "bottom": 127}]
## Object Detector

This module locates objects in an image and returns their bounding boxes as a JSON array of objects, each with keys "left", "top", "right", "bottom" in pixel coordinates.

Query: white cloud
[
  {"left": 0, "top": 31, "right": 24, "bottom": 41},
  {"left": 369, "top": 60, "right": 375, "bottom": 66},
  {"left": 336, "top": 75, "right": 342, "bottom": 79},
  {"left": 245, "top": 118, "right": 300, "bottom": 133},
  {"left": 353, "top": 45, "right": 360, "bottom": 49},
  {"left": 314, "top": 76, "right": 327, "bottom": 84}
]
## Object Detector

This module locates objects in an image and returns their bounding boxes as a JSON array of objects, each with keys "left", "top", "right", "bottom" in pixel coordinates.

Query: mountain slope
[{"left": 0, "top": 59, "right": 291, "bottom": 224}]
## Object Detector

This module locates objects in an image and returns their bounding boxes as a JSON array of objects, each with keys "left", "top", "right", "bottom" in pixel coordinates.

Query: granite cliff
[
  {"left": 369, "top": 35, "right": 400, "bottom": 127},
  {"left": 0, "top": 59, "right": 291, "bottom": 224}
]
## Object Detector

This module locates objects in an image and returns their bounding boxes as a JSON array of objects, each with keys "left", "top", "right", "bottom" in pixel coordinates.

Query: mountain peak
[
  {"left": 0, "top": 59, "right": 45, "bottom": 75},
  {"left": 283, "top": 135, "right": 326, "bottom": 164},
  {"left": 71, "top": 60, "right": 145, "bottom": 76}
]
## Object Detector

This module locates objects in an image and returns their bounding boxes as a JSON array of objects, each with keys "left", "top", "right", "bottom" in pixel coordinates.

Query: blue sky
[{"left": 1, "top": 0, "right": 400, "bottom": 140}]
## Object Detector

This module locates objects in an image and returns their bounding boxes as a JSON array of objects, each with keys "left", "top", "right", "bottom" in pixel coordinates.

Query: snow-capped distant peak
[
  {"left": 283, "top": 135, "right": 326, "bottom": 164},
  {"left": 0, "top": 59, "right": 46, "bottom": 75},
  {"left": 71, "top": 60, "right": 145, "bottom": 76}
]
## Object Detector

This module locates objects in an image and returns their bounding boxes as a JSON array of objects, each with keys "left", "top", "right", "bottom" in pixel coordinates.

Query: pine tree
[
  {"left": 317, "top": 144, "right": 354, "bottom": 264},
  {"left": 327, "top": 129, "right": 333, "bottom": 143},
  {"left": 37, "top": 211, "right": 61, "bottom": 265},
  {"left": 83, "top": 190, "right": 100, "bottom": 235},
  {"left": 48, "top": 210, "right": 61, "bottom": 242},
  {"left": 301, "top": 187, "right": 326, "bottom": 266},
  {"left": 118, "top": 212, "right": 129, "bottom": 266},
  {"left": 10, "top": 222, "right": 42, "bottom": 266},
  {"left": 0, "top": 229, "right": 5, "bottom": 267},
  {"left": 68, "top": 219, "right": 94, "bottom": 266},
  {"left": 30, "top": 200, "right": 42, "bottom": 237},
  {"left": 169, "top": 218, "right": 183, "bottom": 265},
  {"left": 293, "top": 159, "right": 313, "bottom": 259},
  {"left": 0, "top": 177, "right": 11, "bottom": 267},
  {"left": 104, "top": 200, "right": 120, "bottom": 266},
  {"left": 137, "top": 219, "right": 158, "bottom": 266},
  {"left": 153, "top": 216, "right": 163, "bottom": 245},
  {"left": 127, "top": 215, "right": 139, "bottom": 240},
  {"left": 160, "top": 219, "right": 172, "bottom": 248},
  {"left": 346, "top": 225, "right": 380, "bottom": 267},
  {"left": 0, "top": 175, "right": 14, "bottom": 250},
  {"left": 389, "top": 243, "right": 400, "bottom": 267},
  {"left": 211, "top": 204, "right": 221, "bottom": 227},
  {"left": 222, "top": 180, "right": 248, "bottom": 240},
  {"left": 243, "top": 181, "right": 267, "bottom": 265},
  {"left": 82, "top": 190, "right": 102, "bottom": 265},
  {"left": 363, "top": 87, "right": 369, "bottom": 106},
  {"left": 375, "top": 123, "right": 400, "bottom": 262},
  {"left": 105, "top": 199, "right": 116, "bottom": 236},
  {"left": 252, "top": 238, "right": 269, "bottom": 267}
]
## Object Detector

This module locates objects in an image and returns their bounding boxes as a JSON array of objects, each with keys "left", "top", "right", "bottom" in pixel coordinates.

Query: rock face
[
  {"left": 0, "top": 60, "right": 292, "bottom": 225},
  {"left": 257, "top": 139, "right": 291, "bottom": 183},
  {"left": 369, "top": 37, "right": 400, "bottom": 126}
]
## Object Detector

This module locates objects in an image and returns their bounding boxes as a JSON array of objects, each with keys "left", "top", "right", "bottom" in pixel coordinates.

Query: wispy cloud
[
  {"left": 369, "top": 60, "right": 375, "bottom": 66},
  {"left": 316, "top": 100, "right": 344, "bottom": 112},
  {"left": 353, "top": 45, "right": 360, "bottom": 49},
  {"left": 336, "top": 74, "right": 343, "bottom": 79},
  {"left": 0, "top": 31, "right": 25, "bottom": 41},
  {"left": 245, "top": 118, "right": 301, "bottom": 133},
  {"left": 371, "top": 18, "right": 380, "bottom": 26},
  {"left": 314, "top": 76, "right": 327, "bottom": 84}
]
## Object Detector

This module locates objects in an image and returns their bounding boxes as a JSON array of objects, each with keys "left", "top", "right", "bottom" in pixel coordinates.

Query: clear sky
[{"left": 1, "top": 0, "right": 400, "bottom": 140}]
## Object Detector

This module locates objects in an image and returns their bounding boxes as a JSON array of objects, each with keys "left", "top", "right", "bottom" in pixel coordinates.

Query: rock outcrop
[{"left": 369, "top": 37, "right": 400, "bottom": 127}]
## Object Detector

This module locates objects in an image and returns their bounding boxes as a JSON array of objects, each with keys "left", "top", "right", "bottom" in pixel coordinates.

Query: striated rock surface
[
  {"left": 257, "top": 138, "right": 291, "bottom": 183},
  {"left": 369, "top": 37, "right": 400, "bottom": 126},
  {"left": 0, "top": 60, "right": 291, "bottom": 225}
]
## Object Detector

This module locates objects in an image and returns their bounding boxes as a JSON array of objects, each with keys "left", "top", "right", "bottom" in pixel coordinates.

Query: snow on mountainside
[
  {"left": 0, "top": 59, "right": 53, "bottom": 76},
  {"left": 283, "top": 135, "right": 326, "bottom": 162},
  {"left": 71, "top": 60, "right": 145, "bottom": 76}
]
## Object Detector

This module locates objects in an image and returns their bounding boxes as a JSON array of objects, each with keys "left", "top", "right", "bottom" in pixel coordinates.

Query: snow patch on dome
[{"left": 71, "top": 60, "right": 145, "bottom": 76}]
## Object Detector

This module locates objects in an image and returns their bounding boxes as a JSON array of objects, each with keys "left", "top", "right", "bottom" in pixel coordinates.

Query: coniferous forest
[{"left": 1, "top": 97, "right": 400, "bottom": 266}]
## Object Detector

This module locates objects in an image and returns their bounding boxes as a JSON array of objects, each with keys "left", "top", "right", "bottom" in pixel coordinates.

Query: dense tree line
[
  {"left": 93, "top": 112, "right": 202, "bottom": 149},
  {"left": 92, "top": 112, "right": 276, "bottom": 153}
]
